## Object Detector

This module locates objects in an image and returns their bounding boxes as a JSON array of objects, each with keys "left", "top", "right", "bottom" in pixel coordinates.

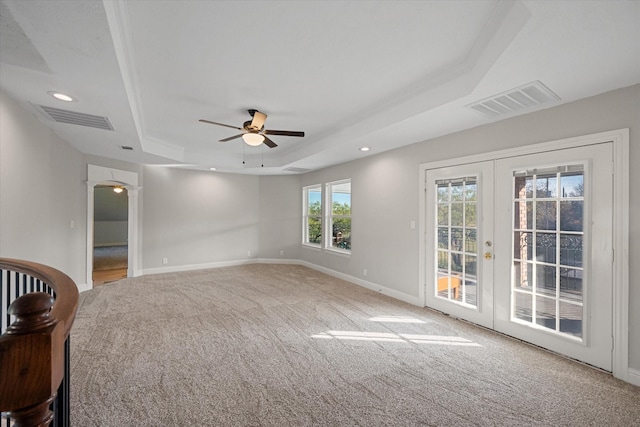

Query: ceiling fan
[{"left": 199, "top": 109, "right": 304, "bottom": 148}]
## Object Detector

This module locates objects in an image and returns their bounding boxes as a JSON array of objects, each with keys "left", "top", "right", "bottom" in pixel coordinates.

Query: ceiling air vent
[
  {"left": 467, "top": 81, "right": 560, "bottom": 118},
  {"left": 32, "top": 103, "right": 114, "bottom": 131}
]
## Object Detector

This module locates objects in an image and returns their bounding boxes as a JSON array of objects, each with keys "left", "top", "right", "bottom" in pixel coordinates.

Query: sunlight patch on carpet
[{"left": 311, "top": 330, "right": 482, "bottom": 346}]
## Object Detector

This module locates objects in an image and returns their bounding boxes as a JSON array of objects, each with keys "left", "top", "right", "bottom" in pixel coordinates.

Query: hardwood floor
[{"left": 93, "top": 268, "right": 127, "bottom": 287}]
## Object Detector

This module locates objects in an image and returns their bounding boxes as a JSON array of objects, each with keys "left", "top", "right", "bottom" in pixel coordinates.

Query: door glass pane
[
  {"left": 514, "top": 231, "right": 533, "bottom": 260},
  {"left": 511, "top": 166, "right": 584, "bottom": 339},
  {"left": 536, "top": 295, "right": 556, "bottom": 330},
  {"left": 434, "top": 178, "right": 478, "bottom": 307},
  {"left": 560, "top": 201, "right": 583, "bottom": 231},
  {"left": 514, "top": 291, "right": 532, "bottom": 322},
  {"left": 514, "top": 201, "right": 533, "bottom": 229},
  {"left": 536, "top": 201, "right": 557, "bottom": 230},
  {"left": 559, "top": 301, "right": 583, "bottom": 338}
]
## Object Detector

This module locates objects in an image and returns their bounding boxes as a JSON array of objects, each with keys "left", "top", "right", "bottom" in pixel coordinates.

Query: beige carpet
[{"left": 71, "top": 264, "right": 640, "bottom": 426}]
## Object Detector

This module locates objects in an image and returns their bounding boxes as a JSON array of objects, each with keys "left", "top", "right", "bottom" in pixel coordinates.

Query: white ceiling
[{"left": 1, "top": 1, "right": 638, "bottom": 175}]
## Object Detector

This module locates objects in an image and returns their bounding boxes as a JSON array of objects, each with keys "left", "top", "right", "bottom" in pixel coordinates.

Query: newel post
[{"left": 0, "top": 292, "right": 65, "bottom": 427}]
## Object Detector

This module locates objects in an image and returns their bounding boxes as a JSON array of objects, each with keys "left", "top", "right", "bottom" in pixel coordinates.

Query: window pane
[
  {"left": 514, "top": 201, "right": 533, "bottom": 229},
  {"left": 536, "top": 201, "right": 557, "bottom": 230},
  {"left": 536, "top": 174, "right": 558, "bottom": 198},
  {"left": 560, "top": 173, "right": 583, "bottom": 198},
  {"left": 560, "top": 235, "right": 582, "bottom": 267},
  {"left": 514, "top": 231, "right": 532, "bottom": 261},
  {"left": 327, "top": 180, "right": 351, "bottom": 251},
  {"left": 464, "top": 229, "right": 477, "bottom": 254},
  {"left": 438, "top": 227, "right": 449, "bottom": 248},
  {"left": 536, "top": 265, "right": 556, "bottom": 296},
  {"left": 451, "top": 203, "right": 463, "bottom": 226},
  {"left": 514, "top": 291, "right": 532, "bottom": 322},
  {"left": 451, "top": 228, "right": 463, "bottom": 251},
  {"left": 560, "top": 268, "right": 582, "bottom": 303},
  {"left": 514, "top": 176, "right": 534, "bottom": 199},
  {"left": 536, "top": 296, "right": 556, "bottom": 330},
  {"left": 451, "top": 183, "right": 463, "bottom": 201},
  {"left": 437, "top": 251, "right": 449, "bottom": 270},
  {"left": 560, "top": 201, "right": 583, "bottom": 231},
  {"left": 465, "top": 254, "right": 477, "bottom": 278},
  {"left": 465, "top": 279, "right": 477, "bottom": 307},
  {"left": 307, "top": 190, "right": 321, "bottom": 215},
  {"left": 437, "top": 204, "right": 449, "bottom": 226},
  {"left": 465, "top": 182, "right": 477, "bottom": 201},
  {"left": 465, "top": 203, "right": 477, "bottom": 227},
  {"left": 559, "top": 301, "right": 582, "bottom": 337},
  {"left": 332, "top": 218, "right": 351, "bottom": 250},
  {"left": 536, "top": 233, "right": 556, "bottom": 264},
  {"left": 437, "top": 185, "right": 449, "bottom": 202},
  {"left": 307, "top": 217, "right": 322, "bottom": 244},
  {"left": 513, "top": 261, "right": 533, "bottom": 291}
]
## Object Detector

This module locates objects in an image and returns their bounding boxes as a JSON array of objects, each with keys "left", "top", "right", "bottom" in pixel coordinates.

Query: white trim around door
[
  {"left": 86, "top": 165, "right": 141, "bottom": 288},
  {"left": 419, "top": 128, "right": 631, "bottom": 384}
]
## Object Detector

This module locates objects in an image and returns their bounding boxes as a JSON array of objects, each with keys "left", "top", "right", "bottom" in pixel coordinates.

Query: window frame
[
  {"left": 302, "top": 184, "right": 322, "bottom": 248},
  {"left": 325, "top": 179, "right": 351, "bottom": 254}
]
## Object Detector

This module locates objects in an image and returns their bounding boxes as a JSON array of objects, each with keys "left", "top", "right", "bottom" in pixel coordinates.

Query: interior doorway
[
  {"left": 86, "top": 164, "right": 140, "bottom": 289},
  {"left": 93, "top": 185, "right": 129, "bottom": 286}
]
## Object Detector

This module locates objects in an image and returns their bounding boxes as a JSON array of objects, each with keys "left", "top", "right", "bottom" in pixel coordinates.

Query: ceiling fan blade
[
  {"left": 251, "top": 111, "right": 267, "bottom": 130},
  {"left": 263, "top": 136, "right": 277, "bottom": 148},
  {"left": 219, "top": 133, "right": 244, "bottom": 142},
  {"left": 199, "top": 119, "right": 242, "bottom": 130},
  {"left": 263, "top": 129, "right": 305, "bottom": 137}
]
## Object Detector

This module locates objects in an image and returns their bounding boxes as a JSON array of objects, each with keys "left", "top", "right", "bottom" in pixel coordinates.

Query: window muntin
[
  {"left": 303, "top": 185, "right": 322, "bottom": 246},
  {"left": 326, "top": 180, "right": 351, "bottom": 252}
]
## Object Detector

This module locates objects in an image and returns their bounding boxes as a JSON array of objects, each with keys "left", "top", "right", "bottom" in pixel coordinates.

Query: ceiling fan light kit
[
  {"left": 242, "top": 133, "right": 265, "bottom": 146},
  {"left": 200, "top": 109, "right": 304, "bottom": 149}
]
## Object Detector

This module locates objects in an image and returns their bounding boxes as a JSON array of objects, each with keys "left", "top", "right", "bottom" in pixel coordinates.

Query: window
[
  {"left": 326, "top": 180, "right": 351, "bottom": 252},
  {"left": 303, "top": 185, "right": 322, "bottom": 246}
]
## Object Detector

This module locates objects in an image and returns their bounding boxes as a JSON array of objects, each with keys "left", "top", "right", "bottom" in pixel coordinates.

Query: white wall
[
  {"left": 0, "top": 90, "right": 86, "bottom": 284},
  {"left": 295, "top": 84, "right": 640, "bottom": 371},
  {"left": 141, "top": 166, "right": 261, "bottom": 269}
]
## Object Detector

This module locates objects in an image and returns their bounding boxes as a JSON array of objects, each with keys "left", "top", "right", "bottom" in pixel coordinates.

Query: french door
[{"left": 424, "top": 143, "right": 613, "bottom": 370}]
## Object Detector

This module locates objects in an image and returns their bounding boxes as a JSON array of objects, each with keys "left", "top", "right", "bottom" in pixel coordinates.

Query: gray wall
[
  {"left": 141, "top": 166, "right": 261, "bottom": 268},
  {"left": 0, "top": 90, "right": 86, "bottom": 284}
]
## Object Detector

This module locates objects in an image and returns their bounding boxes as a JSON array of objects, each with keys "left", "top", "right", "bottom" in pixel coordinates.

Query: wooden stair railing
[{"left": 0, "top": 258, "right": 79, "bottom": 427}]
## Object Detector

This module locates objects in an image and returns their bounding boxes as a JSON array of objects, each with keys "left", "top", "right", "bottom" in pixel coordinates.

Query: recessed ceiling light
[
  {"left": 209, "top": 167, "right": 217, "bottom": 171},
  {"left": 47, "top": 91, "right": 75, "bottom": 102},
  {"left": 359, "top": 147, "right": 370, "bottom": 152}
]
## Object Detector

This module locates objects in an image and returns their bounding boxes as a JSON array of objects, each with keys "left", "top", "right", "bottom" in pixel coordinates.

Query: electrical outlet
[
  {"left": 279, "top": 250, "right": 284, "bottom": 256},
  {"left": 363, "top": 269, "right": 367, "bottom": 277},
  {"left": 162, "top": 257, "right": 168, "bottom": 265},
  {"left": 247, "top": 251, "right": 251, "bottom": 257}
]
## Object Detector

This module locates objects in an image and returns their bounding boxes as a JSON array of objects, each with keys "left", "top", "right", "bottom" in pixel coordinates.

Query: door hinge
[{"left": 611, "top": 335, "right": 615, "bottom": 351}]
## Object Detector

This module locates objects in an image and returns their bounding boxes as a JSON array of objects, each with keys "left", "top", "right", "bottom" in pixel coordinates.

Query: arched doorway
[{"left": 86, "top": 165, "right": 140, "bottom": 288}]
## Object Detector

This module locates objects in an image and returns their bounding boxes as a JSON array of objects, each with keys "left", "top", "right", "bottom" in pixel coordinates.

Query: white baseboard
[
  {"left": 142, "top": 259, "right": 255, "bottom": 275},
  {"left": 76, "top": 282, "right": 92, "bottom": 293},
  {"left": 293, "top": 260, "right": 423, "bottom": 306},
  {"left": 625, "top": 368, "right": 640, "bottom": 387}
]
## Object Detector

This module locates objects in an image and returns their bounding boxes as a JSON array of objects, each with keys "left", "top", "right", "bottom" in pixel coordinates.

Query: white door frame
[
  {"left": 419, "top": 128, "right": 630, "bottom": 383},
  {"left": 86, "top": 164, "right": 141, "bottom": 288}
]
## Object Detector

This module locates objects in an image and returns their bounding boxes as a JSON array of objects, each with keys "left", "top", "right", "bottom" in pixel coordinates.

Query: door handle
[{"left": 484, "top": 252, "right": 493, "bottom": 260}]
